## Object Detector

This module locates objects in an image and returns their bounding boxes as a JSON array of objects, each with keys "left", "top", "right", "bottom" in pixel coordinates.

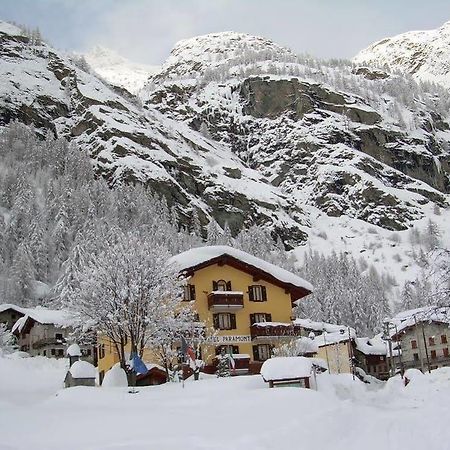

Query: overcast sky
[{"left": 1, "top": 0, "right": 449, "bottom": 64}]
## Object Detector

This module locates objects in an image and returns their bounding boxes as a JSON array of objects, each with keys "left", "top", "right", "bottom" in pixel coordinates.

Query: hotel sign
[{"left": 208, "top": 335, "right": 252, "bottom": 344}]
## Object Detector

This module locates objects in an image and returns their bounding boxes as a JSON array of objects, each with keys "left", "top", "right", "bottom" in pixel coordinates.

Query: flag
[
  {"left": 131, "top": 352, "right": 148, "bottom": 375},
  {"left": 181, "top": 336, "right": 196, "bottom": 362},
  {"left": 228, "top": 347, "right": 236, "bottom": 373}
]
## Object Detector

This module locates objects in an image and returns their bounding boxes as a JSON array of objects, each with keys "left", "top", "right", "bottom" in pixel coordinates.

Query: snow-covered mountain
[
  {"left": 0, "top": 21, "right": 449, "bottom": 294},
  {"left": 83, "top": 45, "right": 159, "bottom": 94},
  {"left": 354, "top": 20, "right": 450, "bottom": 89}
]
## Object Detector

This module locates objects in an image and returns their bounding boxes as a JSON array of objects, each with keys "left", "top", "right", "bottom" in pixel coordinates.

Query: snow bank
[
  {"left": 69, "top": 361, "right": 96, "bottom": 379},
  {"left": 102, "top": 364, "right": 128, "bottom": 387},
  {"left": 261, "top": 356, "right": 313, "bottom": 381},
  {"left": 169, "top": 245, "right": 313, "bottom": 292},
  {"left": 0, "top": 354, "right": 66, "bottom": 405}
]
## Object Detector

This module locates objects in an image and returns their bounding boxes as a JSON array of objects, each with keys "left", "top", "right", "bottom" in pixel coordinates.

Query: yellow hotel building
[{"left": 98, "top": 245, "right": 313, "bottom": 378}]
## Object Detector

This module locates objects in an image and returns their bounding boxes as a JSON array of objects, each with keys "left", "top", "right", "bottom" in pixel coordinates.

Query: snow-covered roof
[
  {"left": 10, "top": 306, "right": 75, "bottom": 333},
  {"left": 69, "top": 360, "right": 96, "bottom": 379},
  {"left": 313, "top": 328, "right": 356, "bottom": 347},
  {"left": 389, "top": 306, "right": 450, "bottom": 337},
  {"left": 67, "top": 344, "right": 82, "bottom": 357},
  {"left": 261, "top": 356, "right": 314, "bottom": 381},
  {"left": 355, "top": 337, "right": 387, "bottom": 356},
  {"left": 0, "top": 303, "right": 28, "bottom": 315},
  {"left": 169, "top": 246, "right": 313, "bottom": 294},
  {"left": 293, "top": 318, "right": 348, "bottom": 334}
]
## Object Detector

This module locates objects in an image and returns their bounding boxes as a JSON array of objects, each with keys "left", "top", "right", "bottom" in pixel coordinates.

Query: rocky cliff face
[
  {"left": 0, "top": 23, "right": 449, "bottom": 249},
  {"left": 354, "top": 20, "right": 450, "bottom": 89}
]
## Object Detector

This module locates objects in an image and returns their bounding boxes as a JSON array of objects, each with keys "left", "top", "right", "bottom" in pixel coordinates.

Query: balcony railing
[
  {"left": 32, "top": 337, "right": 66, "bottom": 349},
  {"left": 207, "top": 291, "right": 244, "bottom": 310},
  {"left": 250, "top": 322, "right": 294, "bottom": 339}
]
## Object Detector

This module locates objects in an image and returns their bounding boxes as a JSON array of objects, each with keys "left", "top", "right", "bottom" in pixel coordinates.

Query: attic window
[{"left": 213, "top": 280, "right": 231, "bottom": 291}]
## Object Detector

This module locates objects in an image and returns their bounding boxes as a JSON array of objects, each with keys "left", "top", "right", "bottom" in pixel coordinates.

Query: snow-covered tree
[
  {"left": 62, "top": 230, "right": 188, "bottom": 384},
  {"left": 0, "top": 323, "right": 16, "bottom": 354}
]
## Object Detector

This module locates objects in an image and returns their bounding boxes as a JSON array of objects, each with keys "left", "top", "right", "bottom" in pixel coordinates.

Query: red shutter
[
  {"left": 248, "top": 286, "right": 254, "bottom": 301},
  {"left": 226, "top": 281, "right": 232, "bottom": 291},
  {"left": 212, "top": 281, "right": 218, "bottom": 291},
  {"left": 262, "top": 286, "right": 267, "bottom": 301},
  {"left": 190, "top": 284, "right": 196, "bottom": 300},
  {"left": 230, "top": 314, "right": 236, "bottom": 330}
]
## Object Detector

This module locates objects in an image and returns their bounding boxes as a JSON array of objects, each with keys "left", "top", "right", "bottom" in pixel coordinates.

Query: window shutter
[
  {"left": 266, "top": 313, "right": 272, "bottom": 322},
  {"left": 250, "top": 314, "right": 255, "bottom": 326},
  {"left": 213, "top": 314, "right": 219, "bottom": 329},
  {"left": 230, "top": 314, "right": 236, "bottom": 330},
  {"left": 190, "top": 284, "right": 196, "bottom": 300},
  {"left": 262, "top": 286, "right": 267, "bottom": 301},
  {"left": 226, "top": 281, "right": 232, "bottom": 291},
  {"left": 252, "top": 345, "right": 259, "bottom": 361},
  {"left": 233, "top": 345, "right": 239, "bottom": 354},
  {"left": 248, "top": 286, "right": 254, "bottom": 301},
  {"left": 212, "top": 281, "right": 218, "bottom": 291}
]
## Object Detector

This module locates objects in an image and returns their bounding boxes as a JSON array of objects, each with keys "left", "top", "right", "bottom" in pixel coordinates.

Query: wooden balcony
[
  {"left": 207, "top": 291, "right": 244, "bottom": 310},
  {"left": 32, "top": 337, "right": 66, "bottom": 350},
  {"left": 250, "top": 322, "right": 295, "bottom": 339}
]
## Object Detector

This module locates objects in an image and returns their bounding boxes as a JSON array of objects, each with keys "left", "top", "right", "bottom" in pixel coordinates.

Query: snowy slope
[
  {"left": 354, "top": 20, "right": 450, "bottom": 89},
  {"left": 1, "top": 354, "right": 450, "bottom": 450},
  {"left": 83, "top": 45, "right": 159, "bottom": 94},
  {"left": 1, "top": 22, "right": 449, "bottom": 293}
]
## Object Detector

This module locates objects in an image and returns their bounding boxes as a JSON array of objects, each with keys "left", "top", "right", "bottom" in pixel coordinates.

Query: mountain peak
[
  {"left": 154, "top": 31, "right": 294, "bottom": 81},
  {"left": 354, "top": 19, "right": 450, "bottom": 89}
]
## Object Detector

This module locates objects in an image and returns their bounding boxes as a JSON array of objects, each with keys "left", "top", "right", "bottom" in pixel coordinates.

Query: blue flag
[{"left": 131, "top": 353, "right": 148, "bottom": 375}]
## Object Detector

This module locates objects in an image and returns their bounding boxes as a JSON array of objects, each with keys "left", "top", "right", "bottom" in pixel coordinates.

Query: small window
[
  {"left": 413, "top": 353, "right": 419, "bottom": 361},
  {"left": 213, "top": 280, "right": 231, "bottom": 291},
  {"left": 431, "top": 350, "right": 437, "bottom": 359},
  {"left": 441, "top": 335, "right": 448, "bottom": 344},
  {"left": 443, "top": 348, "right": 449, "bottom": 358},
  {"left": 253, "top": 344, "right": 271, "bottom": 361},
  {"left": 429, "top": 337, "right": 435, "bottom": 346},
  {"left": 43, "top": 350, "right": 46, "bottom": 357},
  {"left": 55, "top": 333, "right": 63, "bottom": 341},
  {"left": 411, "top": 340, "right": 417, "bottom": 349},
  {"left": 183, "top": 284, "right": 196, "bottom": 301},
  {"left": 51, "top": 349, "right": 56, "bottom": 356},
  {"left": 57, "top": 349, "right": 64, "bottom": 357},
  {"left": 86, "top": 349, "right": 91, "bottom": 356},
  {"left": 248, "top": 285, "right": 267, "bottom": 302},
  {"left": 215, "top": 345, "right": 239, "bottom": 355},
  {"left": 250, "top": 313, "right": 272, "bottom": 325},
  {"left": 213, "top": 313, "right": 236, "bottom": 330}
]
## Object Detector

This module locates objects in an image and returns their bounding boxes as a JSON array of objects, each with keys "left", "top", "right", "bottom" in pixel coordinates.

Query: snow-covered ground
[{"left": 1, "top": 355, "right": 449, "bottom": 450}]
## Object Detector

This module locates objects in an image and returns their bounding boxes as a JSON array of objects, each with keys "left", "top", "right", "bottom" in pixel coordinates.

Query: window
[
  {"left": 183, "top": 284, "right": 196, "bottom": 301},
  {"left": 413, "top": 353, "right": 419, "bottom": 361},
  {"left": 51, "top": 349, "right": 56, "bottom": 356},
  {"left": 213, "top": 280, "right": 231, "bottom": 291},
  {"left": 443, "top": 348, "right": 449, "bottom": 358},
  {"left": 98, "top": 344, "right": 105, "bottom": 359},
  {"left": 248, "top": 285, "right": 267, "bottom": 302},
  {"left": 411, "top": 340, "right": 417, "bottom": 349},
  {"left": 253, "top": 344, "right": 271, "bottom": 362},
  {"left": 43, "top": 350, "right": 46, "bottom": 357},
  {"left": 57, "top": 349, "right": 64, "bottom": 357},
  {"left": 441, "top": 335, "right": 448, "bottom": 344},
  {"left": 429, "top": 337, "right": 435, "bottom": 346},
  {"left": 213, "top": 313, "right": 236, "bottom": 330},
  {"left": 86, "top": 349, "right": 91, "bottom": 357},
  {"left": 215, "top": 345, "right": 239, "bottom": 355},
  {"left": 55, "top": 333, "right": 63, "bottom": 341},
  {"left": 431, "top": 350, "right": 437, "bottom": 359},
  {"left": 250, "top": 313, "right": 272, "bottom": 325}
]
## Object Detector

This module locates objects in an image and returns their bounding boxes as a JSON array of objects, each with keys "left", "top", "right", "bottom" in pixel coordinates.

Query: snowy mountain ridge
[
  {"left": 354, "top": 20, "right": 450, "bottom": 89},
  {"left": 82, "top": 45, "right": 159, "bottom": 94},
  {"left": 0, "top": 22, "right": 449, "bottom": 300}
]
